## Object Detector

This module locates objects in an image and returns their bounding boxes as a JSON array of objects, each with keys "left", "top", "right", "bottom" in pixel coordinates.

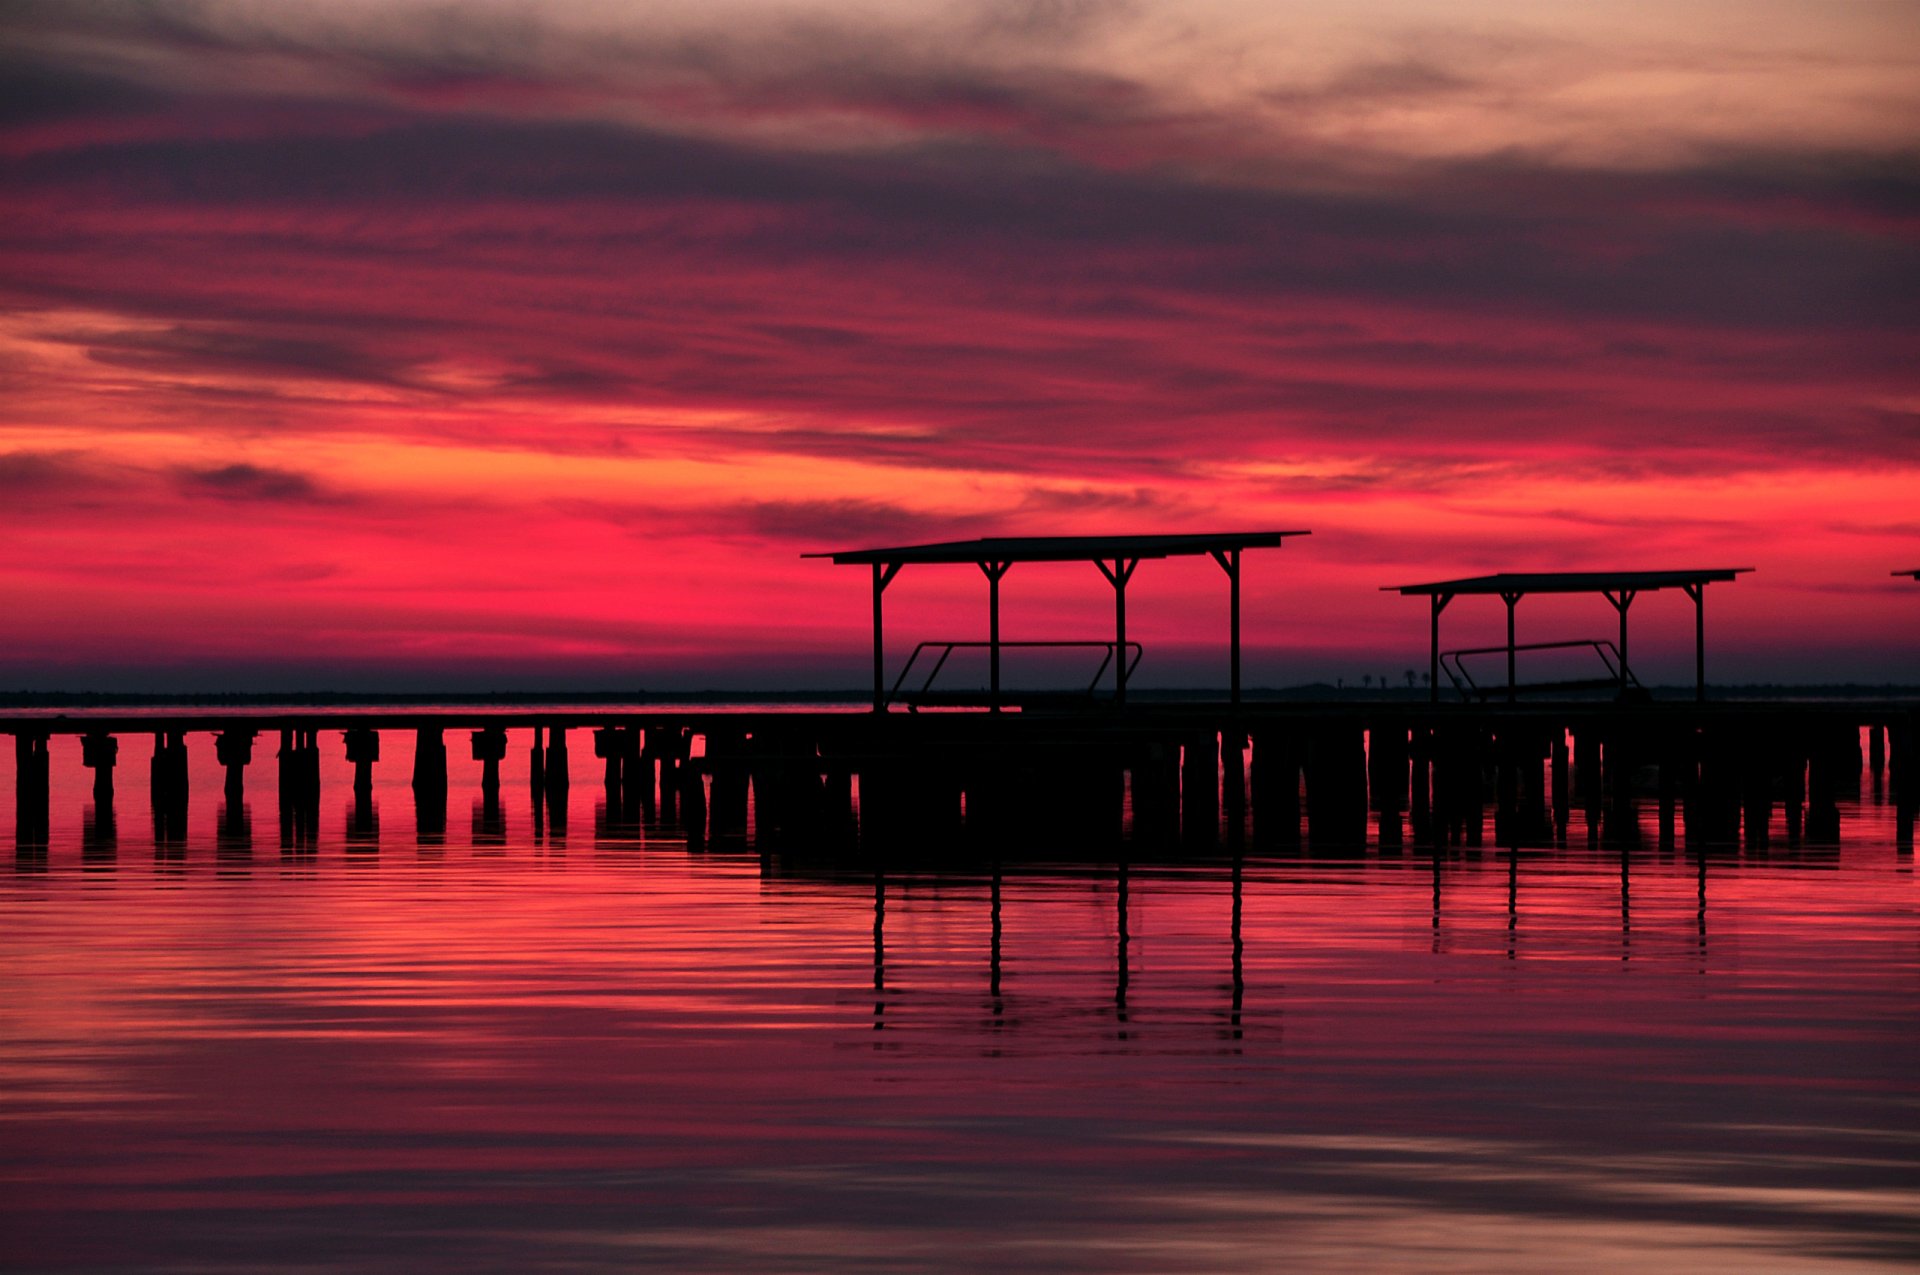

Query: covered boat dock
[
  {"left": 806, "top": 532, "right": 1309, "bottom": 710},
  {"left": 1386, "top": 569, "right": 1753, "bottom": 703}
]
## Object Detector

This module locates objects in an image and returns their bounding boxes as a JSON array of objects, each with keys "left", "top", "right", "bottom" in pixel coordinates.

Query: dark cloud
[
  {"left": 0, "top": 56, "right": 171, "bottom": 127},
  {"left": 177, "top": 462, "right": 338, "bottom": 504},
  {"left": 81, "top": 323, "right": 425, "bottom": 388}
]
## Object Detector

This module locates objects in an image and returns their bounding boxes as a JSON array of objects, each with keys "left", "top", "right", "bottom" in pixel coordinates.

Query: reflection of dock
[{"left": 8, "top": 701, "right": 1917, "bottom": 854}]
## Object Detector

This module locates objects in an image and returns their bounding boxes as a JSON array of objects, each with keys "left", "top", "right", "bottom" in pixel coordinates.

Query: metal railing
[
  {"left": 1442, "top": 639, "right": 1639, "bottom": 701},
  {"left": 887, "top": 640, "right": 1143, "bottom": 708}
]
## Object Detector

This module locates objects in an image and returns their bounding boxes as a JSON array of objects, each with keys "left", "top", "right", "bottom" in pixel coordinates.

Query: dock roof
[
  {"left": 1385, "top": 568, "right": 1751, "bottom": 597},
  {"left": 805, "top": 531, "right": 1307, "bottom": 566}
]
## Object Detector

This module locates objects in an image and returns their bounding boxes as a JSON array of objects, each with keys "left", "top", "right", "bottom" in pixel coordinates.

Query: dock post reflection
[
  {"left": 83, "top": 795, "right": 117, "bottom": 866},
  {"left": 988, "top": 864, "right": 1003, "bottom": 1029},
  {"left": 472, "top": 790, "right": 504, "bottom": 848},
  {"left": 872, "top": 870, "right": 886, "bottom": 1033},
  {"left": 1114, "top": 857, "right": 1130, "bottom": 1031},
  {"left": 413, "top": 726, "right": 447, "bottom": 846},
  {"left": 1506, "top": 845, "right": 1519, "bottom": 960},
  {"left": 1619, "top": 844, "right": 1631, "bottom": 962},
  {"left": 218, "top": 796, "right": 251, "bottom": 858},
  {"left": 1227, "top": 851, "right": 1243, "bottom": 1042}
]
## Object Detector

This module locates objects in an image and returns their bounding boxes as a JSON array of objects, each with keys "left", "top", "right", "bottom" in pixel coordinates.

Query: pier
[
  {"left": 7, "top": 701, "right": 1916, "bottom": 857},
  {"left": 7, "top": 540, "right": 1916, "bottom": 859}
]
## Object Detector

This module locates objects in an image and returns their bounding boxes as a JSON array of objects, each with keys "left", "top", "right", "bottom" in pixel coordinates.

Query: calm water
[{"left": 2, "top": 724, "right": 1916, "bottom": 1273}]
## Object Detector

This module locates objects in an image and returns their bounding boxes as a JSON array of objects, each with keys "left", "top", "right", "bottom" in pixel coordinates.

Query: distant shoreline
[{"left": 5, "top": 684, "right": 1916, "bottom": 708}]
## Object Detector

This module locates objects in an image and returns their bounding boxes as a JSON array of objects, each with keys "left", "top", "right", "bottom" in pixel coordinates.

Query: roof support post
[
  {"left": 1210, "top": 548, "right": 1242, "bottom": 705},
  {"left": 1605, "top": 589, "right": 1637, "bottom": 693},
  {"left": 1684, "top": 582, "right": 1706, "bottom": 702},
  {"left": 979, "top": 560, "right": 1011, "bottom": 713},
  {"left": 871, "top": 561, "right": 902, "bottom": 712},
  {"left": 1430, "top": 592, "right": 1453, "bottom": 703},
  {"left": 1096, "top": 558, "right": 1139, "bottom": 707},
  {"left": 1500, "top": 591, "right": 1523, "bottom": 703}
]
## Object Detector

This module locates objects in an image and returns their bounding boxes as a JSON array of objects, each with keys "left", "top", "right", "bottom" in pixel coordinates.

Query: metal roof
[
  {"left": 806, "top": 531, "right": 1308, "bottom": 566},
  {"left": 1385, "top": 568, "right": 1752, "bottom": 596}
]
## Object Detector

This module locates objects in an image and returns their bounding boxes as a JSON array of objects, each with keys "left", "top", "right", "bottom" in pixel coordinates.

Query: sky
[{"left": 2, "top": 0, "right": 1916, "bottom": 692}]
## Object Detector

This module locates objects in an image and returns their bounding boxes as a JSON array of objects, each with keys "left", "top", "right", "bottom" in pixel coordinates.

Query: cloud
[{"left": 177, "top": 461, "right": 332, "bottom": 503}]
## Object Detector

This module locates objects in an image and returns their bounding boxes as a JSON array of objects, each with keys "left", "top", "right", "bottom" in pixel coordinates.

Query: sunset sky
[{"left": 2, "top": 0, "right": 1915, "bottom": 691}]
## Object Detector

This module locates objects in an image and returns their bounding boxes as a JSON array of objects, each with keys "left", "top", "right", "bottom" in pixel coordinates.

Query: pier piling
[{"left": 82, "top": 731, "right": 118, "bottom": 803}]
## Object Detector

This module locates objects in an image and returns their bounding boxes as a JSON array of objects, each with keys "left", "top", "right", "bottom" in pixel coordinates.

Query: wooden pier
[{"left": 8, "top": 700, "right": 1917, "bottom": 857}]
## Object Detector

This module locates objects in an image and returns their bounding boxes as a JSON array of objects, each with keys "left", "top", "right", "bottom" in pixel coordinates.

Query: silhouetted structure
[
  {"left": 807, "top": 532, "right": 1309, "bottom": 710},
  {"left": 1386, "top": 570, "right": 1753, "bottom": 703}
]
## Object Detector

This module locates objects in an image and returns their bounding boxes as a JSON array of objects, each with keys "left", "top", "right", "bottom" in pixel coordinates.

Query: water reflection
[{"left": 0, "top": 746, "right": 1914, "bottom": 1275}]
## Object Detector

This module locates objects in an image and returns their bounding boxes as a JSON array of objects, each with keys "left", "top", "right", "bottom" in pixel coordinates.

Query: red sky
[{"left": 2, "top": 0, "right": 1916, "bottom": 691}]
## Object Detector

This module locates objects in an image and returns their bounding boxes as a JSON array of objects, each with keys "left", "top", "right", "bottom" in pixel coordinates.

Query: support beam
[
  {"left": 1211, "top": 548, "right": 1242, "bottom": 705},
  {"left": 979, "top": 560, "right": 1011, "bottom": 712},
  {"left": 1095, "top": 558, "right": 1139, "bottom": 707},
  {"left": 1684, "top": 582, "right": 1706, "bottom": 701},
  {"left": 1501, "top": 591, "right": 1523, "bottom": 703},
  {"left": 871, "top": 561, "right": 902, "bottom": 712},
  {"left": 1429, "top": 593, "right": 1452, "bottom": 703},
  {"left": 1605, "top": 589, "right": 1637, "bottom": 692}
]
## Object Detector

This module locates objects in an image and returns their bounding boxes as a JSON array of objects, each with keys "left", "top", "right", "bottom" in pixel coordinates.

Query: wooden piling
[
  {"left": 345, "top": 727, "right": 379, "bottom": 793},
  {"left": 82, "top": 731, "right": 118, "bottom": 803},
  {"left": 1182, "top": 730, "right": 1220, "bottom": 848},
  {"left": 1250, "top": 728, "right": 1301, "bottom": 849}
]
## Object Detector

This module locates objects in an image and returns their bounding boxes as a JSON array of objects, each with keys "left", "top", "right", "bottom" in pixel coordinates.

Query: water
[{"left": 3, "top": 727, "right": 1917, "bottom": 1272}]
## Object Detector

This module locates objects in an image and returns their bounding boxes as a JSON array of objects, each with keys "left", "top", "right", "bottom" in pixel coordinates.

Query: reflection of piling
[
  {"left": 83, "top": 796, "right": 118, "bottom": 862},
  {"left": 1549, "top": 729, "right": 1571, "bottom": 842}
]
